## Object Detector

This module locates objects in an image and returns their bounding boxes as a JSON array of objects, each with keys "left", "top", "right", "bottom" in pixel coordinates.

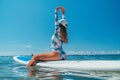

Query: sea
[{"left": 0, "top": 54, "right": 120, "bottom": 80}]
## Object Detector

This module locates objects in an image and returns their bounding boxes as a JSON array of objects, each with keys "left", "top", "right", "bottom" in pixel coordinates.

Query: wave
[{"left": 66, "top": 51, "right": 120, "bottom": 55}]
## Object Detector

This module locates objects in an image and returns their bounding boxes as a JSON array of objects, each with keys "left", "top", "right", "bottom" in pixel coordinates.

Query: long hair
[{"left": 59, "top": 24, "right": 68, "bottom": 43}]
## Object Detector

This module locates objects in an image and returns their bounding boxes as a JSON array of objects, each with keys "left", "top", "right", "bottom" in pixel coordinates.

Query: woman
[{"left": 27, "top": 6, "right": 68, "bottom": 67}]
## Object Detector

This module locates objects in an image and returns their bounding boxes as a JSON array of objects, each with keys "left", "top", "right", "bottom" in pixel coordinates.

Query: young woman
[{"left": 27, "top": 6, "right": 68, "bottom": 67}]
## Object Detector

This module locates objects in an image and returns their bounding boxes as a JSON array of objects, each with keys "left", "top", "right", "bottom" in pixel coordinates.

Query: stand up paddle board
[{"left": 13, "top": 56, "right": 120, "bottom": 71}]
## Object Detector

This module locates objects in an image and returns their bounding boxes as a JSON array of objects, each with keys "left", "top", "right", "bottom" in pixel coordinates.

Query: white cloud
[{"left": 26, "top": 45, "right": 32, "bottom": 48}]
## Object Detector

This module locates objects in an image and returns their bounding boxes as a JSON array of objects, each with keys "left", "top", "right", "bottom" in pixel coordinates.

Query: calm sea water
[{"left": 0, "top": 54, "right": 120, "bottom": 80}]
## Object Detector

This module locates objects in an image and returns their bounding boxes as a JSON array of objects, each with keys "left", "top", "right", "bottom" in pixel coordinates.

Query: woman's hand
[{"left": 56, "top": 6, "right": 65, "bottom": 14}]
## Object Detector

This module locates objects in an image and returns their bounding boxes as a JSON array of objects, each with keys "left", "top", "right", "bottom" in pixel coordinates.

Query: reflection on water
[
  {"left": 27, "top": 66, "right": 106, "bottom": 80},
  {"left": 26, "top": 66, "right": 120, "bottom": 80}
]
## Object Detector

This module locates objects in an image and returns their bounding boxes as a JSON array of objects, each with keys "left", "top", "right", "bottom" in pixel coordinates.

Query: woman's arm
[
  {"left": 55, "top": 6, "right": 65, "bottom": 26},
  {"left": 55, "top": 8, "right": 58, "bottom": 26},
  {"left": 56, "top": 6, "right": 65, "bottom": 19}
]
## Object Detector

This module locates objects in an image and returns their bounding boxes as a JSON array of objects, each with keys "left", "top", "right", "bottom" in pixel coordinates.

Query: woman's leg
[{"left": 27, "top": 51, "right": 60, "bottom": 67}]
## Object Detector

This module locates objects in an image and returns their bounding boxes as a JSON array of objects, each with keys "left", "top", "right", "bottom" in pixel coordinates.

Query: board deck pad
[{"left": 17, "top": 56, "right": 32, "bottom": 61}]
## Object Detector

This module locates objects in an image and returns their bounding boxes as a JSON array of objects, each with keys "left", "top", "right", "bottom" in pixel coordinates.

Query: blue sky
[{"left": 0, "top": 0, "right": 120, "bottom": 55}]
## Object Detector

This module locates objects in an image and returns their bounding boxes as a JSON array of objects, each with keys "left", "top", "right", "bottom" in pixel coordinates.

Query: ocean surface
[{"left": 0, "top": 54, "right": 120, "bottom": 80}]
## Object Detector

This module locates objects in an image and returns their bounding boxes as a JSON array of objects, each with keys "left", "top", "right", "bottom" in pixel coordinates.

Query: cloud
[{"left": 25, "top": 45, "right": 32, "bottom": 48}]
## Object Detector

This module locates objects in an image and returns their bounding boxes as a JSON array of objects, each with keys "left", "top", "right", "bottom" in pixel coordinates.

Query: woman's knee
[{"left": 32, "top": 54, "right": 39, "bottom": 60}]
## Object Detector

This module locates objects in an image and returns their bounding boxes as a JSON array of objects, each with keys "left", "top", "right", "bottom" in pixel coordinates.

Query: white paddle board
[{"left": 13, "top": 56, "right": 120, "bottom": 71}]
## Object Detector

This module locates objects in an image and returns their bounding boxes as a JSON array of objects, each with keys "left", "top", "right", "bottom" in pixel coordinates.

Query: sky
[{"left": 0, "top": 0, "right": 120, "bottom": 55}]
